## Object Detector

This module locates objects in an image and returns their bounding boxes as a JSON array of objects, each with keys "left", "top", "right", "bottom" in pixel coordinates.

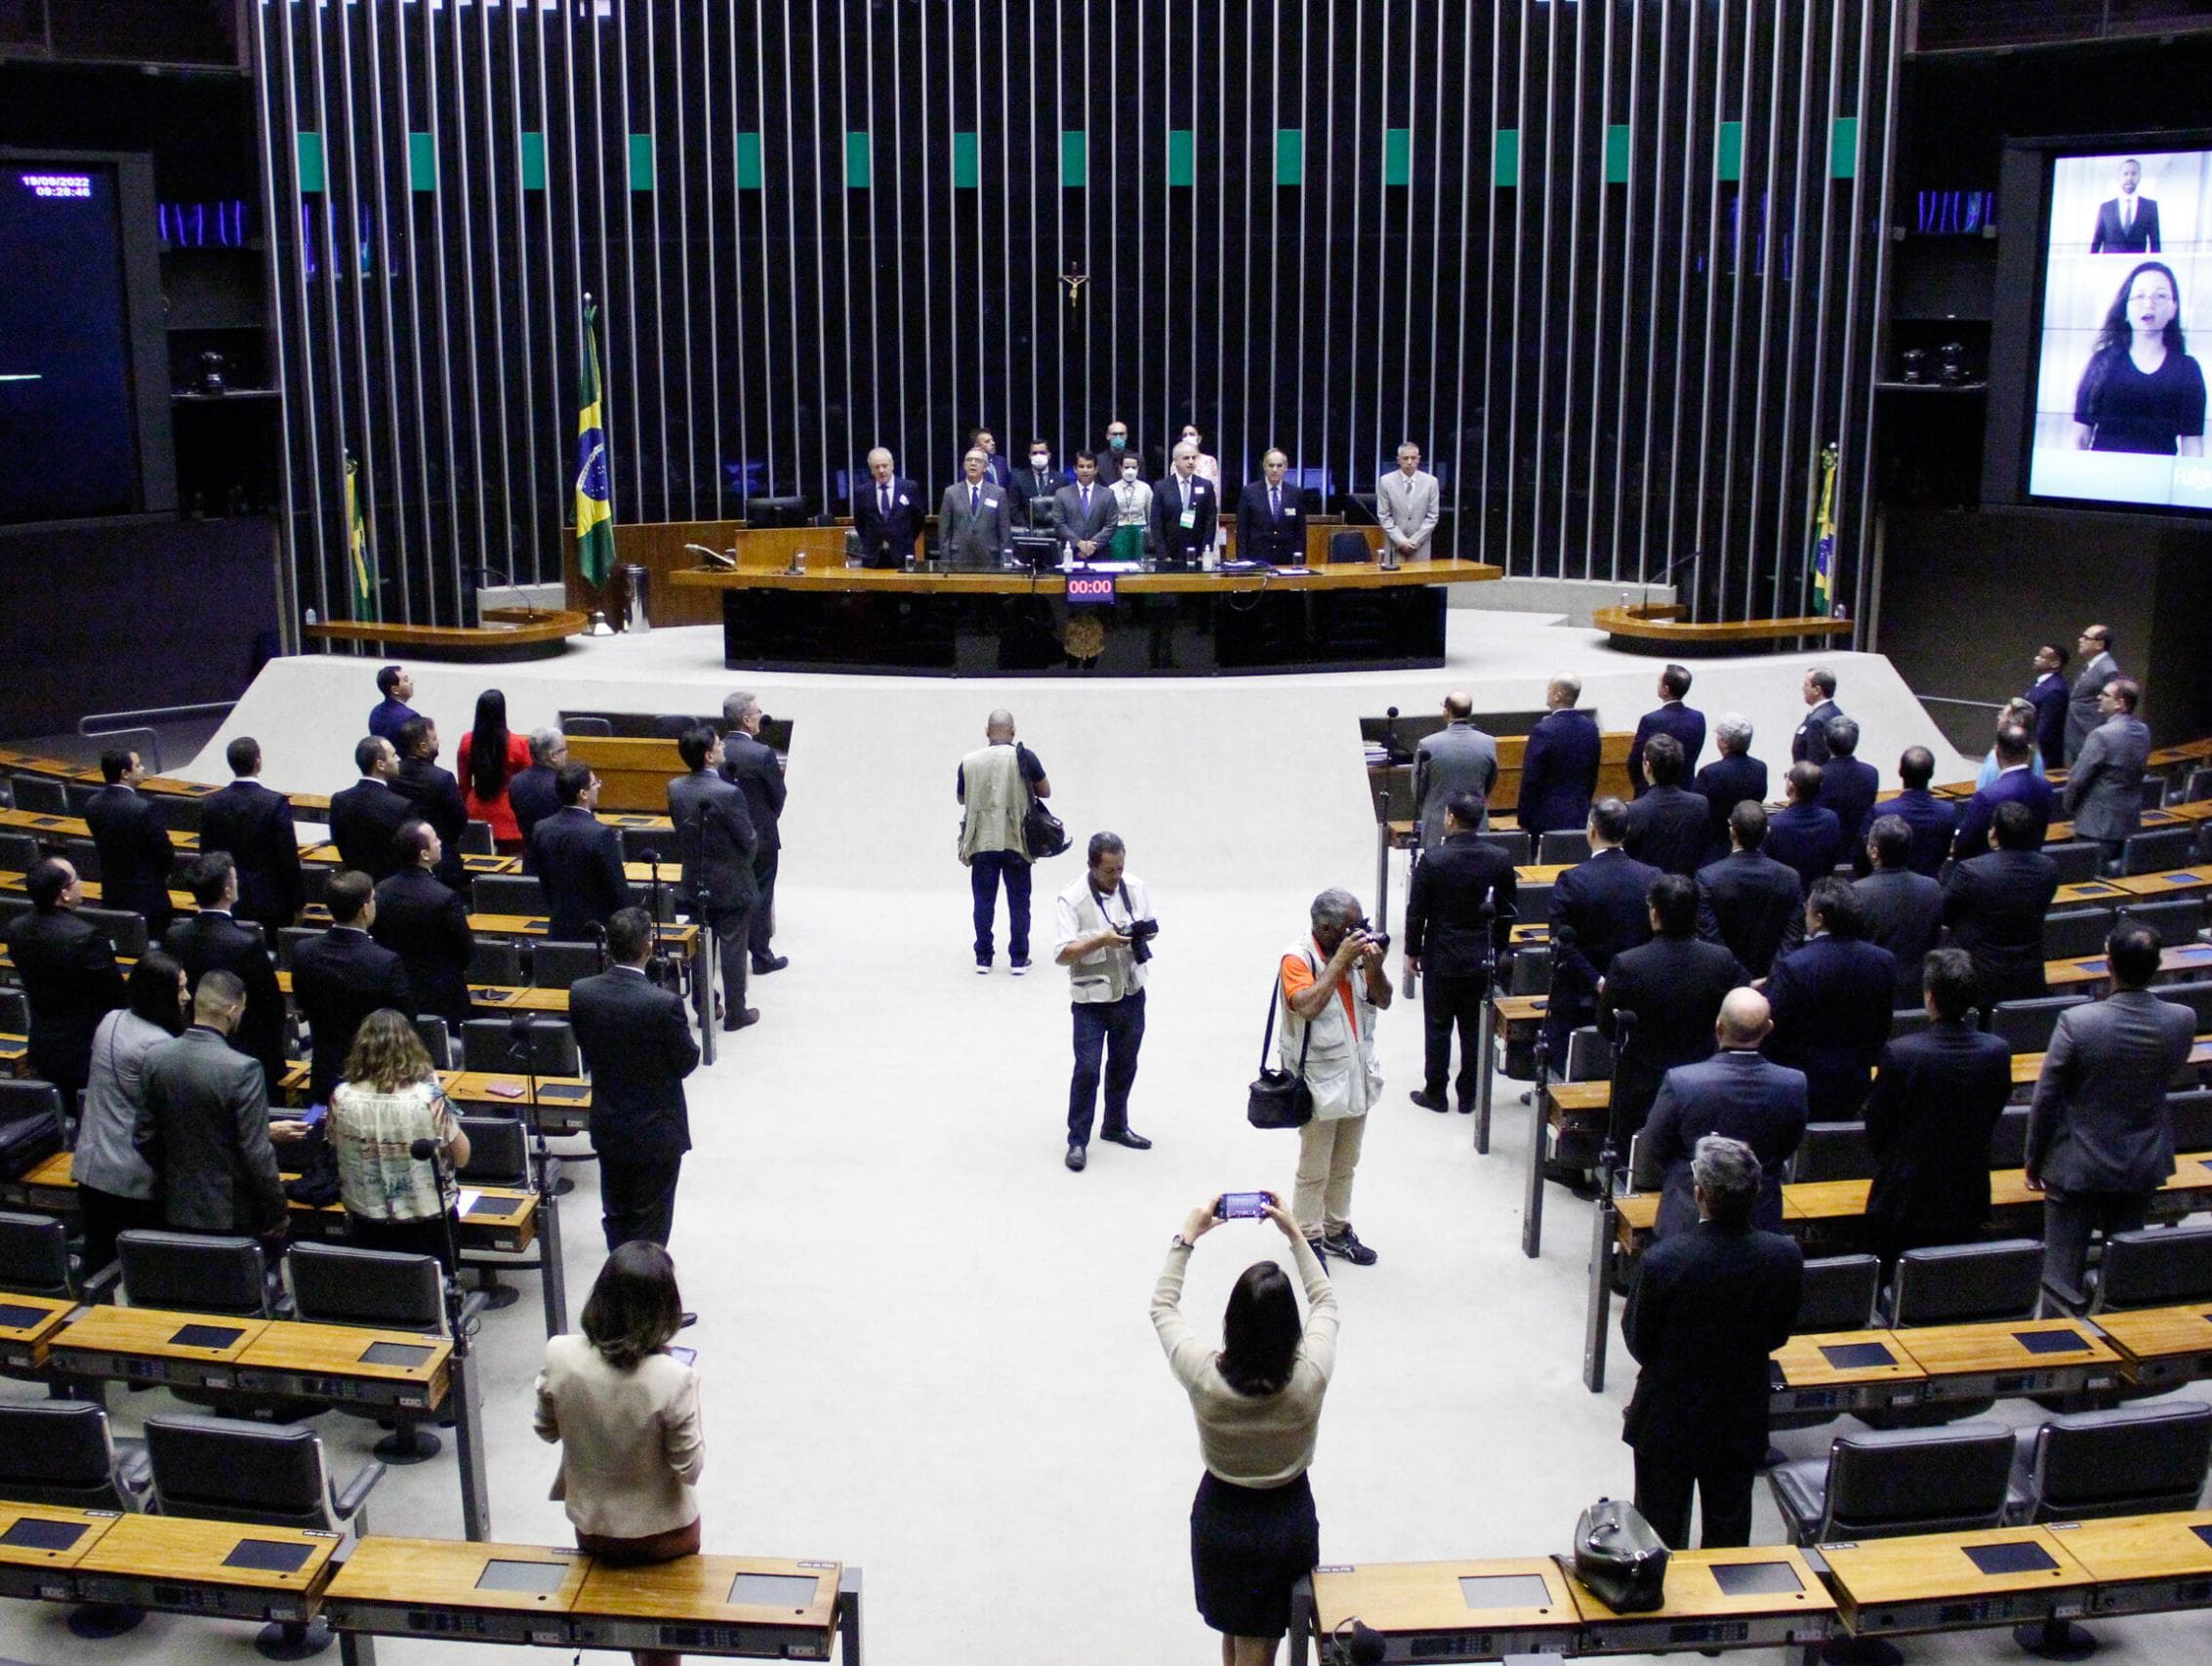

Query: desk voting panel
[
  {"left": 1820, "top": 1525, "right": 2095, "bottom": 1636},
  {"left": 0, "top": 1506, "right": 338, "bottom": 1625}
]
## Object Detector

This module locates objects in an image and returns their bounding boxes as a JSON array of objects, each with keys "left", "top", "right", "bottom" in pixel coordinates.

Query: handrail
[{"left": 76, "top": 701, "right": 239, "bottom": 776}]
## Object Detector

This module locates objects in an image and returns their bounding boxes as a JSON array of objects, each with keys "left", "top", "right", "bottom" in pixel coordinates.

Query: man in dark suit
[
  {"left": 83, "top": 747, "right": 177, "bottom": 936},
  {"left": 390, "top": 717, "right": 470, "bottom": 889},
  {"left": 1622, "top": 735, "right": 1710, "bottom": 877},
  {"left": 1864, "top": 949, "right": 2013, "bottom": 1268},
  {"left": 370, "top": 821, "right": 475, "bottom": 1030},
  {"left": 137, "top": 970, "right": 290, "bottom": 1246},
  {"left": 2089, "top": 159, "right": 2160, "bottom": 254},
  {"left": 852, "top": 446, "right": 924, "bottom": 568},
  {"left": 1627, "top": 664, "right": 1706, "bottom": 796},
  {"left": 1790, "top": 668, "right": 1842, "bottom": 766},
  {"left": 1696, "top": 803, "right": 1806, "bottom": 978},
  {"left": 961, "top": 427, "right": 1013, "bottom": 492},
  {"left": 1952, "top": 722, "right": 2054, "bottom": 859},
  {"left": 527, "top": 763, "right": 633, "bottom": 945},
  {"left": 1007, "top": 439, "right": 1068, "bottom": 522},
  {"left": 509, "top": 728, "right": 566, "bottom": 848},
  {"left": 2065, "top": 625, "right": 2120, "bottom": 766},
  {"left": 671, "top": 723, "right": 759, "bottom": 1034},
  {"left": 1544, "top": 798, "right": 1661, "bottom": 1066},
  {"left": 1944, "top": 800, "right": 2063, "bottom": 1012},
  {"left": 1518, "top": 675, "right": 1602, "bottom": 838},
  {"left": 1691, "top": 711, "right": 1770, "bottom": 864},
  {"left": 1150, "top": 447, "right": 1218, "bottom": 568},
  {"left": 2028, "top": 922, "right": 2197, "bottom": 1300},
  {"left": 1404, "top": 793, "right": 1518, "bottom": 1115},
  {"left": 330, "top": 736, "right": 413, "bottom": 881},
  {"left": 1635, "top": 989, "right": 1810, "bottom": 1239},
  {"left": 0, "top": 858, "right": 124, "bottom": 1111},
  {"left": 2024, "top": 643, "right": 2070, "bottom": 773},
  {"left": 570, "top": 908, "right": 701, "bottom": 1251},
  {"left": 199, "top": 736, "right": 305, "bottom": 935},
  {"left": 164, "top": 854, "right": 288, "bottom": 1095},
  {"left": 938, "top": 448, "right": 1016, "bottom": 570},
  {"left": 1853, "top": 815, "right": 1946, "bottom": 1006},
  {"left": 1621, "top": 1133, "right": 1802, "bottom": 1550},
  {"left": 1853, "top": 747, "right": 1957, "bottom": 879},
  {"left": 1765, "top": 762, "right": 1845, "bottom": 894},
  {"left": 1764, "top": 877, "right": 1898, "bottom": 1124},
  {"left": 367, "top": 664, "right": 419, "bottom": 747},
  {"left": 1598, "top": 874, "right": 1746, "bottom": 1152},
  {"left": 290, "top": 870, "right": 415, "bottom": 1107},
  {"left": 1051, "top": 453, "right": 1122, "bottom": 564},
  {"left": 1813, "top": 718, "right": 1879, "bottom": 847},
  {"left": 719, "top": 691, "right": 788, "bottom": 974},
  {"left": 1234, "top": 449, "right": 1309, "bottom": 565}
]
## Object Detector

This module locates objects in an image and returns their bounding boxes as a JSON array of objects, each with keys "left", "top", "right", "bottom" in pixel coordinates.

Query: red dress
[{"left": 459, "top": 731, "right": 535, "bottom": 850}]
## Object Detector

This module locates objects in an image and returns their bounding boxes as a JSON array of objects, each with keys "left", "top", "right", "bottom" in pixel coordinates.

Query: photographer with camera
[
  {"left": 1052, "top": 833, "right": 1157, "bottom": 1172},
  {"left": 1281, "top": 890, "right": 1394, "bottom": 1266}
]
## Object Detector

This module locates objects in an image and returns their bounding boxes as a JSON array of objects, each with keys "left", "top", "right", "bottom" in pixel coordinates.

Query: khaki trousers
[{"left": 1292, "top": 1113, "right": 1369, "bottom": 1238}]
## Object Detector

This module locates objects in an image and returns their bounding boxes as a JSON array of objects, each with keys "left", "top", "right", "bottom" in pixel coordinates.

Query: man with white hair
[
  {"left": 1150, "top": 442, "right": 1217, "bottom": 568},
  {"left": 1691, "top": 711, "right": 1770, "bottom": 864},
  {"left": 1280, "top": 888, "right": 1394, "bottom": 1265},
  {"left": 509, "top": 728, "right": 567, "bottom": 845},
  {"left": 852, "top": 446, "right": 922, "bottom": 568},
  {"left": 938, "top": 449, "right": 1013, "bottom": 570}
]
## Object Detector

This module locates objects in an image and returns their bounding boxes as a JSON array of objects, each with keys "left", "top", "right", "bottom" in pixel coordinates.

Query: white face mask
[
  {"left": 1031, "top": 453, "right": 1050, "bottom": 468},
  {"left": 1123, "top": 467, "right": 1139, "bottom": 480}
]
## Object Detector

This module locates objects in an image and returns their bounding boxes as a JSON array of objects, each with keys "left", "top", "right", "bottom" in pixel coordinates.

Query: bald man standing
[
  {"left": 1632, "top": 989, "right": 1810, "bottom": 1240},
  {"left": 1413, "top": 693, "right": 1497, "bottom": 848},
  {"left": 957, "top": 711, "right": 1050, "bottom": 973}
]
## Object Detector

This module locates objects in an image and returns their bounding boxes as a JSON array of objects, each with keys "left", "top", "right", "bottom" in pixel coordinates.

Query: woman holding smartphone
[{"left": 1152, "top": 1194, "right": 1339, "bottom": 1666}]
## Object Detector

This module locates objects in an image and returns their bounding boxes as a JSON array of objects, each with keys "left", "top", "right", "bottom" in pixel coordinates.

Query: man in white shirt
[
  {"left": 1376, "top": 440, "right": 1441, "bottom": 560},
  {"left": 1053, "top": 832, "right": 1155, "bottom": 1171}
]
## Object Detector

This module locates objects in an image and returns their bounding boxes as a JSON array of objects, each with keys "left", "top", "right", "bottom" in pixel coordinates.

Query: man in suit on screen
[
  {"left": 852, "top": 447, "right": 923, "bottom": 569},
  {"left": 2089, "top": 158, "right": 2160, "bottom": 255}
]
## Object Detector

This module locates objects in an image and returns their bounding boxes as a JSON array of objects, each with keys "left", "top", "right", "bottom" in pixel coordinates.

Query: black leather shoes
[
  {"left": 751, "top": 955, "right": 788, "bottom": 974},
  {"left": 1100, "top": 1128, "right": 1153, "bottom": 1151},
  {"left": 1065, "top": 1144, "right": 1087, "bottom": 1172},
  {"left": 1409, "top": 1089, "right": 1448, "bottom": 1113},
  {"left": 723, "top": 1007, "right": 761, "bottom": 1032}
]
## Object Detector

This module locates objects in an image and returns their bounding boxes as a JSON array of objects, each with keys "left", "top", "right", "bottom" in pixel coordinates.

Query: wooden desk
[
  {"left": 320, "top": 1536, "right": 590, "bottom": 1646},
  {"left": 0, "top": 1502, "right": 122, "bottom": 1599},
  {"left": 1305, "top": 1557, "right": 1581, "bottom": 1661},
  {"left": 72, "top": 1511, "right": 338, "bottom": 1624},
  {"left": 304, "top": 608, "right": 589, "bottom": 661},
  {"left": 0, "top": 1032, "right": 26, "bottom": 1074},
  {"left": 0, "top": 868, "right": 194, "bottom": 913},
  {"left": 1819, "top": 1524, "right": 2093, "bottom": 1636},
  {"left": 1770, "top": 1330, "right": 1929, "bottom": 1419},
  {"left": 2047, "top": 942, "right": 2212, "bottom": 989},
  {"left": 0, "top": 806, "right": 90, "bottom": 840},
  {"left": 1892, "top": 1318, "right": 2122, "bottom": 1402},
  {"left": 444, "top": 1071, "right": 593, "bottom": 1135},
  {"left": 234, "top": 1321, "right": 452, "bottom": 1414},
  {"left": 569, "top": 1554, "right": 845, "bottom": 1660},
  {"left": 2113, "top": 864, "right": 2212, "bottom": 897},
  {"left": 0, "top": 1290, "right": 77, "bottom": 1372},
  {"left": 46, "top": 1302, "right": 268, "bottom": 1390},
  {"left": 1565, "top": 1544, "right": 1835, "bottom": 1652},
  {"left": 0, "top": 1149, "right": 76, "bottom": 1214},
  {"left": 564, "top": 737, "right": 681, "bottom": 815},
  {"left": 2052, "top": 1510, "right": 2212, "bottom": 1617},
  {"left": 2089, "top": 1304, "right": 2212, "bottom": 1391}
]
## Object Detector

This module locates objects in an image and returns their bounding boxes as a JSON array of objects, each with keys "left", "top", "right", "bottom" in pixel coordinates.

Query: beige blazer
[{"left": 534, "top": 1334, "right": 704, "bottom": 1538}]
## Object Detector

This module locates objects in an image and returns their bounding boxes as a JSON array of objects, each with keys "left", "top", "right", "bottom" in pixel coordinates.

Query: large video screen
[
  {"left": 2028, "top": 149, "right": 2212, "bottom": 512},
  {"left": 0, "top": 162, "right": 142, "bottom": 524}
]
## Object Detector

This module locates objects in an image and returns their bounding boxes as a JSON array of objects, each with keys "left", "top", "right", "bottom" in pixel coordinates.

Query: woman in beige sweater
[
  {"left": 535, "top": 1242, "right": 704, "bottom": 1666},
  {"left": 1152, "top": 1194, "right": 1339, "bottom": 1666}
]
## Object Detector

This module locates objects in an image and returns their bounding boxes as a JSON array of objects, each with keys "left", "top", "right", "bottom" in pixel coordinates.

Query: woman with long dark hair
[
  {"left": 76, "top": 951, "right": 188, "bottom": 1272},
  {"left": 458, "top": 687, "right": 534, "bottom": 851},
  {"left": 1152, "top": 1194, "right": 1338, "bottom": 1666},
  {"left": 535, "top": 1242, "right": 705, "bottom": 1666},
  {"left": 2070, "top": 260, "right": 2207, "bottom": 457}
]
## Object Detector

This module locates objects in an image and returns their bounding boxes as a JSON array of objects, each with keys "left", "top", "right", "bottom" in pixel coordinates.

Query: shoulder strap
[{"left": 1259, "top": 955, "right": 1317, "bottom": 1073}]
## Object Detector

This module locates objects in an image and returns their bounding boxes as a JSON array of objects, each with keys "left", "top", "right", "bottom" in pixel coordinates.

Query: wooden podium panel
[
  {"left": 1771, "top": 1331, "right": 1928, "bottom": 1418},
  {"left": 1819, "top": 1525, "right": 2093, "bottom": 1636},
  {"left": 2054, "top": 1511, "right": 2212, "bottom": 1616},
  {"left": 0, "top": 1290, "right": 75, "bottom": 1371},
  {"left": 564, "top": 735, "right": 682, "bottom": 814},
  {"left": 322, "top": 1537, "right": 590, "bottom": 1645},
  {"left": 1893, "top": 1319, "right": 2121, "bottom": 1401},
  {"left": 48, "top": 1303, "right": 268, "bottom": 1389},
  {"left": 1565, "top": 1544, "right": 1835, "bottom": 1653},
  {"left": 0, "top": 1503, "right": 121, "bottom": 1599},
  {"left": 2090, "top": 1303, "right": 2212, "bottom": 1390},
  {"left": 1310, "top": 1557, "right": 1579, "bottom": 1658},
  {"left": 569, "top": 1554, "right": 841, "bottom": 1659},
  {"left": 73, "top": 1513, "right": 337, "bottom": 1622},
  {"left": 236, "top": 1321, "right": 452, "bottom": 1412}
]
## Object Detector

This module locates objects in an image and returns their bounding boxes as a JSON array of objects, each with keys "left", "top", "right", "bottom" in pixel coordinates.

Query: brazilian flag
[
  {"left": 575, "top": 298, "right": 614, "bottom": 587},
  {"left": 345, "top": 453, "right": 377, "bottom": 622},
  {"left": 1811, "top": 443, "right": 1838, "bottom": 617}
]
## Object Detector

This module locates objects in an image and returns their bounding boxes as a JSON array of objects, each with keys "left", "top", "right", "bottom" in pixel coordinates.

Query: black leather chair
[
  {"left": 79, "top": 905, "right": 148, "bottom": 960},
  {"left": 2041, "top": 907, "right": 2116, "bottom": 962},
  {"left": 2179, "top": 766, "right": 2212, "bottom": 804},
  {"left": 0, "top": 830, "right": 40, "bottom": 872},
  {"left": 61, "top": 836, "right": 102, "bottom": 881},
  {"left": 455, "top": 1114, "right": 559, "bottom": 1312},
  {"left": 0, "top": 985, "right": 26, "bottom": 1033},
  {"left": 458, "top": 820, "right": 496, "bottom": 857},
  {"left": 275, "top": 924, "right": 321, "bottom": 970},
  {"left": 289, "top": 1241, "right": 461, "bottom": 1464},
  {"left": 2078, "top": 1224, "right": 2212, "bottom": 1315},
  {"left": 0, "top": 1402, "right": 152, "bottom": 1636},
  {"left": 1886, "top": 1239, "right": 2044, "bottom": 1327},
  {"left": 472, "top": 874, "right": 548, "bottom": 916},
  {"left": 1887, "top": 1007, "right": 1935, "bottom": 1044},
  {"left": 143, "top": 1415, "right": 385, "bottom": 1656},
  {"left": 1987, "top": 996, "right": 2089, "bottom": 1055},
  {"left": 117, "top": 1229, "right": 279, "bottom": 1318},
  {"left": 1563, "top": 1027, "right": 1615, "bottom": 1084},
  {"left": 2151, "top": 979, "right": 2212, "bottom": 1036},
  {"left": 1987, "top": 1106, "right": 2031, "bottom": 1170},
  {"left": 467, "top": 936, "right": 526, "bottom": 987},
  {"left": 2121, "top": 897, "right": 2207, "bottom": 946},
  {"left": 1508, "top": 945, "right": 1552, "bottom": 996},
  {"left": 1476, "top": 830, "right": 1534, "bottom": 866},
  {"left": 1326, "top": 529, "right": 1372, "bottom": 563},
  {"left": 2041, "top": 842, "right": 2106, "bottom": 885},
  {"left": 0, "top": 898, "right": 29, "bottom": 946},
  {"left": 2168, "top": 1088, "right": 2212, "bottom": 1153},
  {"left": 528, "top": 940, "right": 602, "bottom": 990},
  {"left": 562, "top": 716, "right": 613, "bottom": 737},
  {"left": 2124, "top": 827, "right": 2195, "bottom": 876},
  {"left": 0, "top": 1206, "right": 85, "bottom": 1301},
  {"left": 0, "top": 1077, "right": 63, "bottom": 1143},
  {"left": 461, "top": 1017, "right": 579, "bottom": 1077},
  {"left": 1536, "top": 830, "right": 1592, "bottom": 867},
  {"left": 8, "top": 773, "right": 69, "bottom": 814},
  {"left": 1793, "top": 1254, "right": 1881, "bottom": 1334},
  {"left": 1768, "top": 1422, "right": 2017, "bottom": 1545},
  {"left": 412, "top": 1014, "right": 452, "bottom": 1071},
  {"left": 1789, "top": 1122, "right": 1875, "bottom": 1184}
]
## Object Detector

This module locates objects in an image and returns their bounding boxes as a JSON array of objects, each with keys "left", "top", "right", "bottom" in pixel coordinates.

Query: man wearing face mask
[
  {"left": 1096, "top": 418, "right": 1141, "bottom": 476},
  {"left": 1051, "top": 453, "right": 1120, "bottom": 564},
  {"left": 1110, "top": 452, "right": 1154, "bottom": 561},
  {"left": 1053, "top": 832, "right": 1156, "bottom": 1172},
  {"left": 1011, "top": 440, "right": 1068, "bottom": 528}
]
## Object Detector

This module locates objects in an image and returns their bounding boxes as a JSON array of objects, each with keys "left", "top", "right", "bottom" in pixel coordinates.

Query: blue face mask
[{"left": 1108, "top": 434, "right": 1126, "bottom": 448}]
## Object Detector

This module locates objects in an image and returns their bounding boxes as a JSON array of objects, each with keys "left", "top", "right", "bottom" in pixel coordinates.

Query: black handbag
[
  {"left": 1022, "top": 799, "right": 1070, "bottom": 860},
  {"left": 1570, "top": 1496, "right": 1669, "bottom": 1612},
  {"left": 1246, "top": 960, "right": 1315, "bottom": 1130}
]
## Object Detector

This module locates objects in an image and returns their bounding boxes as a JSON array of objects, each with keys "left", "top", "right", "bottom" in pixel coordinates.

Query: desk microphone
[{"left": 1325, "top": 1618, "right": 1385, "bottom": 1666}]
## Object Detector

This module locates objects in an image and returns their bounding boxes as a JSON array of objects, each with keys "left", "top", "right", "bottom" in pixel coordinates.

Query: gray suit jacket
[
  {"left": 1050, "top": 481, "right": 1120, "bottom": 558},
  {"left": 1376, "top": 468, "right": 1441, "bottom": 554},
  {"left": 937, "top": 479, "right": 1013, "bottom": 569},
  {"left": 1413, "top": 721, "right": 1498, "bottom": 846},
  {"left": 2066, "top": 651, "right": 2119, "bottom": 762},
  {"left": 2065, "top": 713, "right": 2151, "bottom": 843},
  {"left": 2027, "top": 989, "right": 2195, "bottom": 1196},
  {"left": 136, "top": 1025, "right": 286, "bottom": 1235}
]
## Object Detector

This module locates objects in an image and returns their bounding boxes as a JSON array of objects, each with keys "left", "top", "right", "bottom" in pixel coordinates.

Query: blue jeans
[
  {"left": 970, "top": 850, "right": 1032, "bottom": 964},
  {"left": 1069, "top": 990, "right": 1146, "bottom": 1144}
]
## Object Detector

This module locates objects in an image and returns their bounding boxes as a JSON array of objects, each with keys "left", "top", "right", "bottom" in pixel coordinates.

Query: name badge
[
  {"left": 1179, "top": 508, "right": 1197, "bottom": 529},
  {"left": 899, "top": 495, "right": 909, "bottom": 506},
  {"left": 983, "top": 496, "right": 1000, "bottom": 508}
]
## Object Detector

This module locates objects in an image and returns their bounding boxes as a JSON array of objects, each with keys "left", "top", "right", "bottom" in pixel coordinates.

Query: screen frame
[
  {"left": 0, "top": 146, "right": 176, "bottom": 524},
  {"left": 1984, "top": 126, "right": 2212, "bottom": 521}
]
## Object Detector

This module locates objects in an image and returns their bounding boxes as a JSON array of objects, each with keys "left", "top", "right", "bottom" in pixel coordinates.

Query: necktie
[
  {"left": 2123, "top": 197, "right": 2134, "bottom": 229},
  {"left": 880, "top": 485, "right": 890, "bottom": 518},
  {"left": 969, "top": 486, "right": 979, "bottom": 513},
  {"left": 1082, "top": 486, "right": 1091, "bottom": 517},
  {"left": 1270, "top": 486, "right": 1281, "bottom": 520}
]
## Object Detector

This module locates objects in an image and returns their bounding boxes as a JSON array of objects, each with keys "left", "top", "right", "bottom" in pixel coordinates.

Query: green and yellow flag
[
  {"left": 575, "top": 298, "right": 615, "bottom": 587},
  {"left": 1811, "top": 443, "right": 1838, "bottom": 617},
  {"left": 345, "top": 453, "right": 377, "bottom": 622}
]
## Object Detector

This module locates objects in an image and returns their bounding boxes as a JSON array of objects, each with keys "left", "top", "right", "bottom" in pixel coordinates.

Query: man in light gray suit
[
  {"left": 937, "top": 448, "right": 1014, "bottom": 570},
  {"left": 136, "top": 970, "right": 292, "bottom": 1245},
  {"left": 2064, "top": 624, "right": 2120, "bottom": 764},
  {"left": 2065, "top": 676, "right": 2152, "bottom": 870},
  {"left": 1049, "top": 452, "right": 1120, "bottom": 563},
  {"left": 2027, "top": 921, "right": 2196, "bottom": 1301},
  {"left": 1413, "top": 691, "right": 1497, "bottom": 847},
  {"left": 1376, "top": 440, "right": 1441, "bottom": 561}
]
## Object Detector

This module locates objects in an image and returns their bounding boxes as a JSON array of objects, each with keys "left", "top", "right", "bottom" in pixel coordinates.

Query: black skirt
[{"left": 1189, "top": 1470, "right": 1319, "bottom": 1638}]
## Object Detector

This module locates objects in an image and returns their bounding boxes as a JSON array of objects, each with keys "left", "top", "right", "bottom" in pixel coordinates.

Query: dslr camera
[
  {"left": 1124, "top": 916, "right": 1161, "bottom": 963},
  {"left": 1356, "top": 917, "right": 1391, "bottom": 954}
]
